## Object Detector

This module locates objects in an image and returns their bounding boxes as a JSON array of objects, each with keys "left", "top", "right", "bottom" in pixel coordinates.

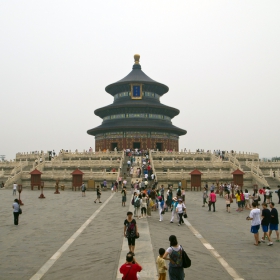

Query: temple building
[{"left": 87, "top": 54, "right": 187, "bottom": 151}]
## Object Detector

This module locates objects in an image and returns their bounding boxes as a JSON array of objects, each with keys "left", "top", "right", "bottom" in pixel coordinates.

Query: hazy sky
[{"left": 1, "top": 1, "right": 279, "bottom": 160}]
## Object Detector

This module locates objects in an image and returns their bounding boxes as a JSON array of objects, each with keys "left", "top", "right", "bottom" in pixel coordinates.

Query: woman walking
[
  {"left": 235, "top": 190, "right": 242, "bottom": 212},
  {"left": 224, "top": 190, "right": 231, "bottom": 213},
  {"left": 13, "top": 199, "right": 20, "bottom": 225},
  {"left": 140, "top": 193, "right": 147, "bottom": 218},
  {"left": 244, "top": 189, "right": 251, "bottom": 209},
  {"left": 162, "top": 235, "right": 185, "bottom": 280},
  {"left": 176, "top": 198, "right": 186, "bottom": 226},
  {"left": 124, "top": 211, "right": 138, "bottom": 254},
  {"left": 158, "top": 196, "right": 164, "bottom": 222}
]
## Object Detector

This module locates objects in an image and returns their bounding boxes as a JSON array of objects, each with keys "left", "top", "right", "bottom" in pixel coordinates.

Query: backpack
[
  {"left": 126, "top": 220, "right": 136, "bottom": 237},
  {"left": 134, "top": 198, "right": 140, "bottom": 208},
  {"left": 131, "top": 197, "right": 134, "bottom": 205},
  {"left": 177, "top": 188, "right": 181, "bottom": 197}
]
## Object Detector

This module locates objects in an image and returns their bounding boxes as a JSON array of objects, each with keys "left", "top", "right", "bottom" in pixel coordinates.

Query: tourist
[
  {"left": 176, "top": 198, "right": 186, "bottom": 226},
  {"left": 121, "top": 186, "right": 127, "bottom": 207},
  {"left": 1, "top": 182, "right": 4, "bottom": 188},
  {"left": 158, "top": 196, "right": 164, "bottom": 222},
  {"left": 123, "top": 212, "right": 138, "bottom": 254},
  {"left": 224, "top": 190, "right": 231, "bottom": 213},
  {"left": 140, "top": 193, "right": 147, "bottom": 218},
  {"left": 210, "top": 183, "right": 215, "bottom": 192},
  {"left": 134, "top": 194, "right": 141, "bottom": 219},
  {"left": 160, "top": 185, "right": 164, "bottom": 200},
  {"left": 202, "top": 187, "right": 208, "bottom": 207},
  {"left": 127, "top": 159, "right": 131, "bottom": 168},
  {"left": 119, "top": 252, "right": 142, "bottom": 280},
  {"left": 260, "top": 203, "right": 273, "bottom": 245},
  {"left": 244, "top": 189, "right": 251, "bottom": 209},
  {"left": 276, "top": 185, "right": 280, "bottom": 204},
  {"left": 252, "top": 189, "right": 260, "bottom": 206},
  {"left": 118, "top": 175, "right": 122, "bottom": 188},
  {"left": 111, "top": 182, "right": 114, "bottom": 193},
  {"left": 170, "top": 197, "right": 179, "bottom": 223},
  {"left": 13, "top": 199, "right": 20, "bottom": 225},
  {"left": 265, "top": 187, "right": 271, "bottom": 204},
  {"left": 150, "top": 188, "right": 157, "bottom": 211},
  {"left": 130, "top": 166, "right": 134, "bottom": 177},
  {"left": 246, "top": 202, "right": 261, "bottom": 246},
  {"left": 13, "top": 182, "right": 17, "bottom": 196},
  {"left": 81, "top": 182, "right": 86, "bottom": 197},
  {"left": 208, "top": 190, "right": 216, "bottom": 212},
  {"left": 235, "top": 190, "right": 242, "bottom": 212},
  {"left": 114, "top": 181, "right": 118, "bottom": 192},
  {"left": 176, "top": 185, "right": 182, "bottom": 198},
  {"left": 162, "top": 235, "right": 185, "bottom": 280},
  {"left": 103, "top": 179, "right": 107, "bottom": 189},
  {"left": 166, "top": 186, "right": 173, "bottom": 210},
  {"left": 268, "top": 202, "right": 279, "bottom": 242},
  {"left": 146, "top": 195, "right": 152, "bottom": 217},
  {"left": 240, "top": 190, "right": 245, "bottom": 210},
  {"left": 94, "top": 186, "right": 102, "bottom": 203},
  {"left": 156, "top": 248, "right": 167, "bottom": 280}
]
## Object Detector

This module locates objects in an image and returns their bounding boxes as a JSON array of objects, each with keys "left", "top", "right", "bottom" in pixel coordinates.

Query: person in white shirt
[
  {"left": 176, "top": 199, "right": 186, "bottom": 226},
  {"left": 246, "top": 202, "right": 261, "bottom": 246},
  {"left": 265, "top": 187, "right": 271, "bottom": 204},
  {"left": 244, "top": 189, "right": 251, "bottom": 209},
  {"left": 13, "top": 183, "right": 17, "bottom": 196}
]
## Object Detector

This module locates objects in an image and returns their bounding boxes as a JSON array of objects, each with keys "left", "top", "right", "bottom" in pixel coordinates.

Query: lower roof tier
[{"left": 87, "top": 118, "right": 187, "bottom": 136}]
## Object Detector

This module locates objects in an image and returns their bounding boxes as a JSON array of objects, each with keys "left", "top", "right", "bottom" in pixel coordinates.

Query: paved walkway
[{"left": 1, "top": 188, "right": 280, "bottom": 280}]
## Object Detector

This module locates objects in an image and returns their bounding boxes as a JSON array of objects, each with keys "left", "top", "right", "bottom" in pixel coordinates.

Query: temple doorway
[
  {"left": 156, "top": 143, "right": 163, "bottom": 151},
  {"left": 111, "top": 142, "right": 118, "bottom": 151},
  {"left": 133, "top": 142, "right": 141, "bottom": 149}
]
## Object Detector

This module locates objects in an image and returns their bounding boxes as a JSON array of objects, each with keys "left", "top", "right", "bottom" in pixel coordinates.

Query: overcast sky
[{"left": 1, "top": 1, "right": 279, "bottom": 160}]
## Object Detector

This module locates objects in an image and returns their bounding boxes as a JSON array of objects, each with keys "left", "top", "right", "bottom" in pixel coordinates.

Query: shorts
[
  {"left": 251, "top": 225, "right": 260, "bottom": 234},
  {"left": 262, "top": 225, "right": 269, "bottom": 233},
  {"left": 127, "top": 237, "right": 135, "bottom": 246},
  {"left": 97, "top": 194, "right": 101, "bottom": 198},
  {"left": 269, "top": 224, "right": 279, "bottom": 231},
  {"left": 237, "top": 201, "right": 242, "bottom": 207},
  {"left": 226, "top": 204, "right": 230, "bottom": 207},
  {"left": 122, "top": 196, "right": 126, "bottom": 202}
]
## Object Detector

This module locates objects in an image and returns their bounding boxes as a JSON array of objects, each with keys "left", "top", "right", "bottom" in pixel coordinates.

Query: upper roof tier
[{"left": 105, "top": 54, "right": 169, "bottom": 96}]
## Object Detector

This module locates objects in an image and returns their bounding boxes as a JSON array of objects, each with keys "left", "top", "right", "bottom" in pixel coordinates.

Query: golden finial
[{"left": 134, "top": 54, "right": 140, "bottom": 64}]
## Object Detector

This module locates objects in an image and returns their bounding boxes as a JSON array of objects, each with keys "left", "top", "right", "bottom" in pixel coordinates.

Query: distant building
[{"left": 87, "top": 54, "right": 187, "bottom": 151}]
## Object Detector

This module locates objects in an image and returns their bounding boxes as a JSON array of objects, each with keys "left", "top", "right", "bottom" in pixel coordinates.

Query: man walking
[
  {"left": 260, "top": 203, "right": 273, "bottom": 246},
  {"left": 246, "top": 202, "right": 261, "bottom": 246},
  {"left": 94, "top": 186, "right": 102, "bottom": 203},
  {"left": 208, "top": 190, "right": 216, "bottom": 212},
  {"left": 269, "top": 202, "right": 279, "bottom": 242},
  {"left": 13, "top": 182, "right": 17, "bottom": 196}
]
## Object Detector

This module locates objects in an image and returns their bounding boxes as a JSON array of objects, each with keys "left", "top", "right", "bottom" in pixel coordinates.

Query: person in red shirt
[
  {"left": 119, "top": 252, "right": 142, "bottom": 280},
  {"left": 208, "top": 190, "right": 217, "bottom": 212}
]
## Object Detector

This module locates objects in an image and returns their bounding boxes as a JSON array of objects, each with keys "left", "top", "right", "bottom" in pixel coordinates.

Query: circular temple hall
[{"left": 87, "top": 55, "right": 187, "bottom": 151}]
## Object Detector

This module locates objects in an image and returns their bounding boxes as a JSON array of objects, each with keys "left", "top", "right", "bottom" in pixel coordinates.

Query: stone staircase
[{"left": 265, "top": 176, "right": 280, "bottom": 189}]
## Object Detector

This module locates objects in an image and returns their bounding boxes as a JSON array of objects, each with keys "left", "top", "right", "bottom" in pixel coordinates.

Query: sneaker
[
  {"left": 202, "top": 205, "right": 205, "bottom": 207},
  {"left": 99, "top": 202, "right": 102, "bottom": 203},
  {"left": 260, "top": 238, "right": 265, "bottom": 243},
  {"left": 170, "top": 221, "right": 173, "bottom": 223},
  {"left": 159, "top": 220, "right": 162, "bottom": 222},
  {"left": 268, "top": 242, "right": 273, "bottom": 246},
  {"left": 94, "top": 201, "right": 96, "bottom": 203},
  {"left": 178, "top": 224, "right": 180, "bottom": 226}
]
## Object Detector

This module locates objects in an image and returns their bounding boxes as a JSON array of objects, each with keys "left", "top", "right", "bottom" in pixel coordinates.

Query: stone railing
[
  {"left": 224, "top": 153, "right": 241, "bottom": 170},
  {"left": 149, "top": 150, "right": 157, "bottom": 179},
  {"left": 117, "top": 150, "right": 125, "bottom": 181},
  {"left": 153, "top": 160, "right": 229, "bottom": 169},
  {"left": 16, "top": 152, "right": 48, "bottom": 161},
  {"left": 155, "top": 169, "right": 236, "bottom": 181},
  {"left": 151, "top": 150, "right": 213, "bottom": 158},
  {"left": 0, "top": 161, "right": 19, "bottom": 168},
  {"left": 43, "top": 160, "right": 119, "bottom": 169}
]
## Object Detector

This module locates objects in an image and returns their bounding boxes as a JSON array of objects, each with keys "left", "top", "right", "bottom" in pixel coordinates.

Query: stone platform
[{"left": 0, "top": 189, "right": 280, "bottom": 280}]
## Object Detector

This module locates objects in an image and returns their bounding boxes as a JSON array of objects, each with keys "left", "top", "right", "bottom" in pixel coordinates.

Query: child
[{"left": 156, "top": 248, "right": 167, "bottom": 280}]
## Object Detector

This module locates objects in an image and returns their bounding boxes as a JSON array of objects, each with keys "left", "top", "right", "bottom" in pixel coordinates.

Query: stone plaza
[{"left": 1, "top": 187, "right": 280, "bottom": 280}]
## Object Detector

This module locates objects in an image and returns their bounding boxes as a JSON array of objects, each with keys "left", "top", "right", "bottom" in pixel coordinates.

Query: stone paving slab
[{"left": 1, "top": 189, "right": 280, "bottom": 280}]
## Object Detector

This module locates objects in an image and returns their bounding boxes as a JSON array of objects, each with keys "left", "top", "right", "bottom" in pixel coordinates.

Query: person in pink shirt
[{"left": 208, "top": 190, "right": 217, "bottom": 212}]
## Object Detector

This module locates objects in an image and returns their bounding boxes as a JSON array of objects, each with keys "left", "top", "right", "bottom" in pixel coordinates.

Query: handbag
[
  {"left": 183, "top": 213, "right": 188, "bottom": 218},
  {"left": 161, "top": 210, "right": 165, "bottom": 215},
  {"left": 229, "top": 195, "right": 233, "bottom": 204},
  {"left": 135, "top": 232, "right": 140, "bottom": 239},
  {"left": 18, "top": 207, "right": 22, "bottom": 215},
  {"left": 181, "top": 246, "right": 191, "bottom": 268}
]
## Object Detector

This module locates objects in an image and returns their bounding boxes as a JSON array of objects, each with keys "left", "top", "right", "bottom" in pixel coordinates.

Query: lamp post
[
  {"left": 17, "top": 184, "right": 24, "bottom": 205},
  {"left": 38, "top": 182, "right": 45, "bottom": 198}
]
